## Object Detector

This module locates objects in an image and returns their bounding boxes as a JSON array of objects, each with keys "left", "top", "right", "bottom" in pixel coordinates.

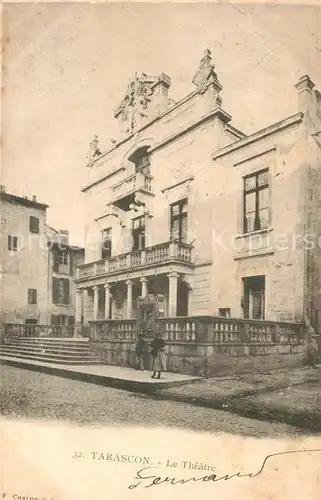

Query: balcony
[
  {"left": 110, "top": 171, "right": 153, "bottom": 210},
  {"left": 77, "top": 241, "right": 194, "bottom": 280}
]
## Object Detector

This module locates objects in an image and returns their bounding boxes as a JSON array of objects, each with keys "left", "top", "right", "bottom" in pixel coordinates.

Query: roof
[{"left": 0, "top": 191, "right": 49, "bottom": 210}]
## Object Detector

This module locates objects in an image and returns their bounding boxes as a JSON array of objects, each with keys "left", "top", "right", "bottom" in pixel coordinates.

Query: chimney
[
  {"left": 58, "top": 229, "right": 69, "bottom": 246},
  {"left": 31, "top": 195, "right": 37, "bottom": 202},
  {"left": 0, "top": 185, "right": 5, "bottom": 193},
  {"left": 153, "top": 73, "right": 171, "bottom": 113},
  {"left": 295, "top": 75, "right": 315, "bottom": 114}
]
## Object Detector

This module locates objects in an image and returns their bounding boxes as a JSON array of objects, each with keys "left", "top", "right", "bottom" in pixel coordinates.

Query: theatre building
[{"left": 75, "top": 50, "right": 321, "bottom": 332}]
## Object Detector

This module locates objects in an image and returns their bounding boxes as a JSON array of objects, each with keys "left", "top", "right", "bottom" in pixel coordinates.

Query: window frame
[
  {"left": 131, "top": 215, "right": 146, "bottom": 251},
  {"left": 27, "top": 288, "right": 37, "bottom": 305},
  {"left": 101, "top": 227, "right": 112, "bottom": 259},
  {"left": 243, "top": 168, "right": 269, "bottom": 234},
  {"left": 170, "top": 198, "right": 188, "bottom": 243},
  {"left": 29, "top": 216, "right": 40, "bottom": 234},
  {"left": 8, "top": 235, "right": 18, "bottom": 251}
]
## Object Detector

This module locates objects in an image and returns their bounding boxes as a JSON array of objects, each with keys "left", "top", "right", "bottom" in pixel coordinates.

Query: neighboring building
[
  {"left": 75, "top": 50, "right": 321, "bottom": 331},
  {"left": 0, "top": 188, "right": 84, "bottom": 326},
  {"left": 0, "top": 190, "right": 49, "bottom": 324},
  {"left": 46, "top": 226, "right": 85, "bottom": 326}
]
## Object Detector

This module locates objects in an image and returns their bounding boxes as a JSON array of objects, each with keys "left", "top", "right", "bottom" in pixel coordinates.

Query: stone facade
[
  {"left": 76, "top": 51, "right": 321, "bottom": 332},
  {"left": 0, "top": 190, "right": 84, "bottom": 327}
]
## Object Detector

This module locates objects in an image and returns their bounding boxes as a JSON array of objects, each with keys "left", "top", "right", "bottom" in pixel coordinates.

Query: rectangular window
[
  {"left": 29, "top": 216, "right": 40, "bottom": 234},
  {"left": 243, "top": 169, "right": 269, "bottom": 233},
  {"left": 25, "top": 319, "right": 38, "bottom": 324},
  {"left": 218, "top": 308, "right": 231, "bottom": 318},
  {"left": 59, "top": 251, "right": 69, "bottom": 266},
  {"left": 101, "top": 228, "right": 112, "bottom": 259},
  {"left": 8, "top": 235, "right": 18, "bottom": 251},
  {"left": 242, "top": 276, "right": 265, "bottom": 320},
  {"left": 170, "top": 198, "right": 188, "bottom": 243},
  {"left": 27, "top": 288, "right": 37, "bottom": 304},
  {"left": 53, "top": 249, "right": 71, "bottom": 274},
  {"left": 132, "top": 216, "right": 145, "bottom": 251},
  {"left": 52, "top": 277, "right": 70, "bottom": 305}
]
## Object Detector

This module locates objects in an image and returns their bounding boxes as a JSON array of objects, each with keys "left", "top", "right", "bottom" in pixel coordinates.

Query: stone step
[
  {"left": 4, "top": 341, "right": 90, "bottom": 352},
  {"left": 0, "top": 346, "right": 95, "bottom": 358},
  {"left": 0, "top": 349, "right": 101, "bottom": 362},
  {"left": 7, "top": 336, "right": 89, "bottom": 343},
  {"left": 0, "top": 350, "right": 103, "bottom": 365}
]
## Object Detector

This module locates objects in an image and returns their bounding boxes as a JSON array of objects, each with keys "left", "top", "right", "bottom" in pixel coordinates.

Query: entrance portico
[{"left": 76, "top": 270, "right": 192, "bottom": 323}]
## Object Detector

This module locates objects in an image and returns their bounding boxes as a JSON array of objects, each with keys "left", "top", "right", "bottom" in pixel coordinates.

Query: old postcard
[{"left": 1, "top": 1, "right": 321, "bottom": 499}]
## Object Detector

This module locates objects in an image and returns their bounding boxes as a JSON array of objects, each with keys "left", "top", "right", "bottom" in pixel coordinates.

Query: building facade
[
  {"left": 46, "top": 226, "right": 85, "bottom": 326},
  {"left": 75, "top": 50, "right": 321, "bottom": 331},
  {"left": 0, "top": 189, "right": 84, "bottom": 327}
]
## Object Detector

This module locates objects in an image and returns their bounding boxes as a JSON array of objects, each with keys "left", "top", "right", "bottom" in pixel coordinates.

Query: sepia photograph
[{"left": 1, "top": 2, "right": 321, "bottom": 499}]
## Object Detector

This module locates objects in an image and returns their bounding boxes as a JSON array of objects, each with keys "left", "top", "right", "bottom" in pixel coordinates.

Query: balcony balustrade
[
  {"left": 110, "top": 171, "right": 153, "bottom": 202},
  {"left": 77, "top": 241, "right": 193, "bottom": 280}
]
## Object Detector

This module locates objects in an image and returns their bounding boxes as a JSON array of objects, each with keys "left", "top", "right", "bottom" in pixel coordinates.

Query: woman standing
[{"left": 150, "top": 332, "right": 167, "bottom": 379}]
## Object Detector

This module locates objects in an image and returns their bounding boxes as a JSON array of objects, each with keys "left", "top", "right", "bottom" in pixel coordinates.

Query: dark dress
[{"left": 150, "top": 337, "right": 166, "bottom": 371}]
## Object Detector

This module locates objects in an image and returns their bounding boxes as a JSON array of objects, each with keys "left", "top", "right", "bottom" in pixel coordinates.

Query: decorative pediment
[{"left": 114, "top": 72, "right": 171, "bottom": 136}]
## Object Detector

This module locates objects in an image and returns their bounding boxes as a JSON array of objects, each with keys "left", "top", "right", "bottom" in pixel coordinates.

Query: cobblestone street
[{"left": 0, "top": 365, "right": 310, "bottom": 438}]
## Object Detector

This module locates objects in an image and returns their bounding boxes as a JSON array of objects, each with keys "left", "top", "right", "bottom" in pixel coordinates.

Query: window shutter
[
  {"left": 63, "top": 279, "right": 70, "bottom": 305},
  {"left": 29, "top": 216, "right": 40, "bottom": 234},
  {"left": 8, "top": 235, "right": 11, "bottom": 250},
  {"left": 68, "top": 316, "right": 75, "bottom": 326},
  {"left": 69, "top": 252, "right": 73, "bottom": 275},
  {"left": 52, "top": 277, "right": 58, "bottom": 304},
  {"left": 53, "top": 249, "right": 60, "bottom": 272}
]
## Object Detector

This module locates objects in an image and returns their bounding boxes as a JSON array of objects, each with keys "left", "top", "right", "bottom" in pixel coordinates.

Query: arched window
[{"left": 128, "top": 146, "right": 151, "bottom": 174}]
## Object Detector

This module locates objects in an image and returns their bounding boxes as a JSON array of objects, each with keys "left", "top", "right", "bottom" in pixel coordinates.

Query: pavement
[
  {"left": 1, "top": 354, "right": 320, "bottom": 431},
  {"left": 0, "top": 355, "right": 200, "bottom": 391},
  {"left": 155, "top": 365, "right": 321, "bottom": 431}
]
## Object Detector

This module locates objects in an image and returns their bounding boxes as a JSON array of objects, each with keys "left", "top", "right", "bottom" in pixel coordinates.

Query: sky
[{"left": 2, "top": 2, "right": 321, "bottom": 246}]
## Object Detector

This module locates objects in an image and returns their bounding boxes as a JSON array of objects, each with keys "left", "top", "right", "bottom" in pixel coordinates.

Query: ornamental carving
[
  {"left": 114, "top": 74, "right": 158, "bottom": 135},
  {"left": 192, "top": 49, "right": 222, "bottom": 98}
]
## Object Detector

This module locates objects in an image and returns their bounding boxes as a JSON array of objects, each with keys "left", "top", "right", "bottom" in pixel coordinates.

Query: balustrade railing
[
  {"left": 3, "top": 323, "right": 75, "bottom": 339},
  {"left": 77, "top": 241, "right": 193, "bottom": 279},
  {"left": 89, "top": 316, "right": 304, "bottom": 344},
  {"left": 90, "top": 319, "right": 137, "bottom": 341},
  {"left": 111, "top": 172, "right": 153, "bottom": 199}
]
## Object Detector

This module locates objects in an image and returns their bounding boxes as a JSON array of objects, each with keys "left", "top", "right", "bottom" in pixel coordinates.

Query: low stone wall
[{"left": 90, "top": 340, "right": 305, "bottom": 377}]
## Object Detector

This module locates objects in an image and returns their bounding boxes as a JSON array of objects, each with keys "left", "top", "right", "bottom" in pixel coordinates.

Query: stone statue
[{"left": 85, "top": 135, "right": 102, "bottom": 165}]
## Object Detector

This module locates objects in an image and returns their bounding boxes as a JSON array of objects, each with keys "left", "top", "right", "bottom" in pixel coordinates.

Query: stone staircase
[{"left": 0, "top": 337, "right": 104, "bottom": 365}]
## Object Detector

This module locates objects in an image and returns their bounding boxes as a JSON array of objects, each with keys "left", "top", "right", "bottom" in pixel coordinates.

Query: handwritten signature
[{"left": 128, "top": 449, "right": 321, "bottom": 489}]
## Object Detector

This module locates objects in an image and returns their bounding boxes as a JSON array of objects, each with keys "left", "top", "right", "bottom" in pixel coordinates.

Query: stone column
[
  {"left": 140, "top": 277, "right": 148, "bottom": 298},
  {"left": 75, "top": 289, "right": 83, "bottom": 323},
  {"left": 104, "top": 283, "right": 111, "bottom": 320},
  {"left": 126, "top": 280, "right": 133, "bottom": 319},
  {"left": 93, "top": 286, "right": 99, "bottom": 321},
  {"left": 168, "top": 272, "right": 179, "bottom": 317}
]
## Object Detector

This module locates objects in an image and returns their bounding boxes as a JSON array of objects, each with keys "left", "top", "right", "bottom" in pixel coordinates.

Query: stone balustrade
[
  {"left": 111, "top": 171, "right": 153, "bottom": 200},
  {"left": 3, "top": 323, "right": 75, "bottom": 339},
  {"left": 76, "top": 241, "right": 193, "bottom": 280},
  {"left": 89, "top": 316, "right": 304, "bottom": 344}
]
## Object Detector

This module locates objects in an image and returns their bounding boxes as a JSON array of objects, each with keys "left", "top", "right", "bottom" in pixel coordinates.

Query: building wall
[
  {"left": 79, "top": 72, "right": 321, "bottom": 325},
  {"left": 0, "top": 197, "right": 49, "bottom": 324},
  {"left": 208, "top": 120, "right": 307, "bottom": 321},
  {"left": 91, "top": 338, "right": 305, "bottom": 377}
]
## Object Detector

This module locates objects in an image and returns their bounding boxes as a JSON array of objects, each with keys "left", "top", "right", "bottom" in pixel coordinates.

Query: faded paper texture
[{"left": 1, "top": 2, "right": 321, "bottom": 500}]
